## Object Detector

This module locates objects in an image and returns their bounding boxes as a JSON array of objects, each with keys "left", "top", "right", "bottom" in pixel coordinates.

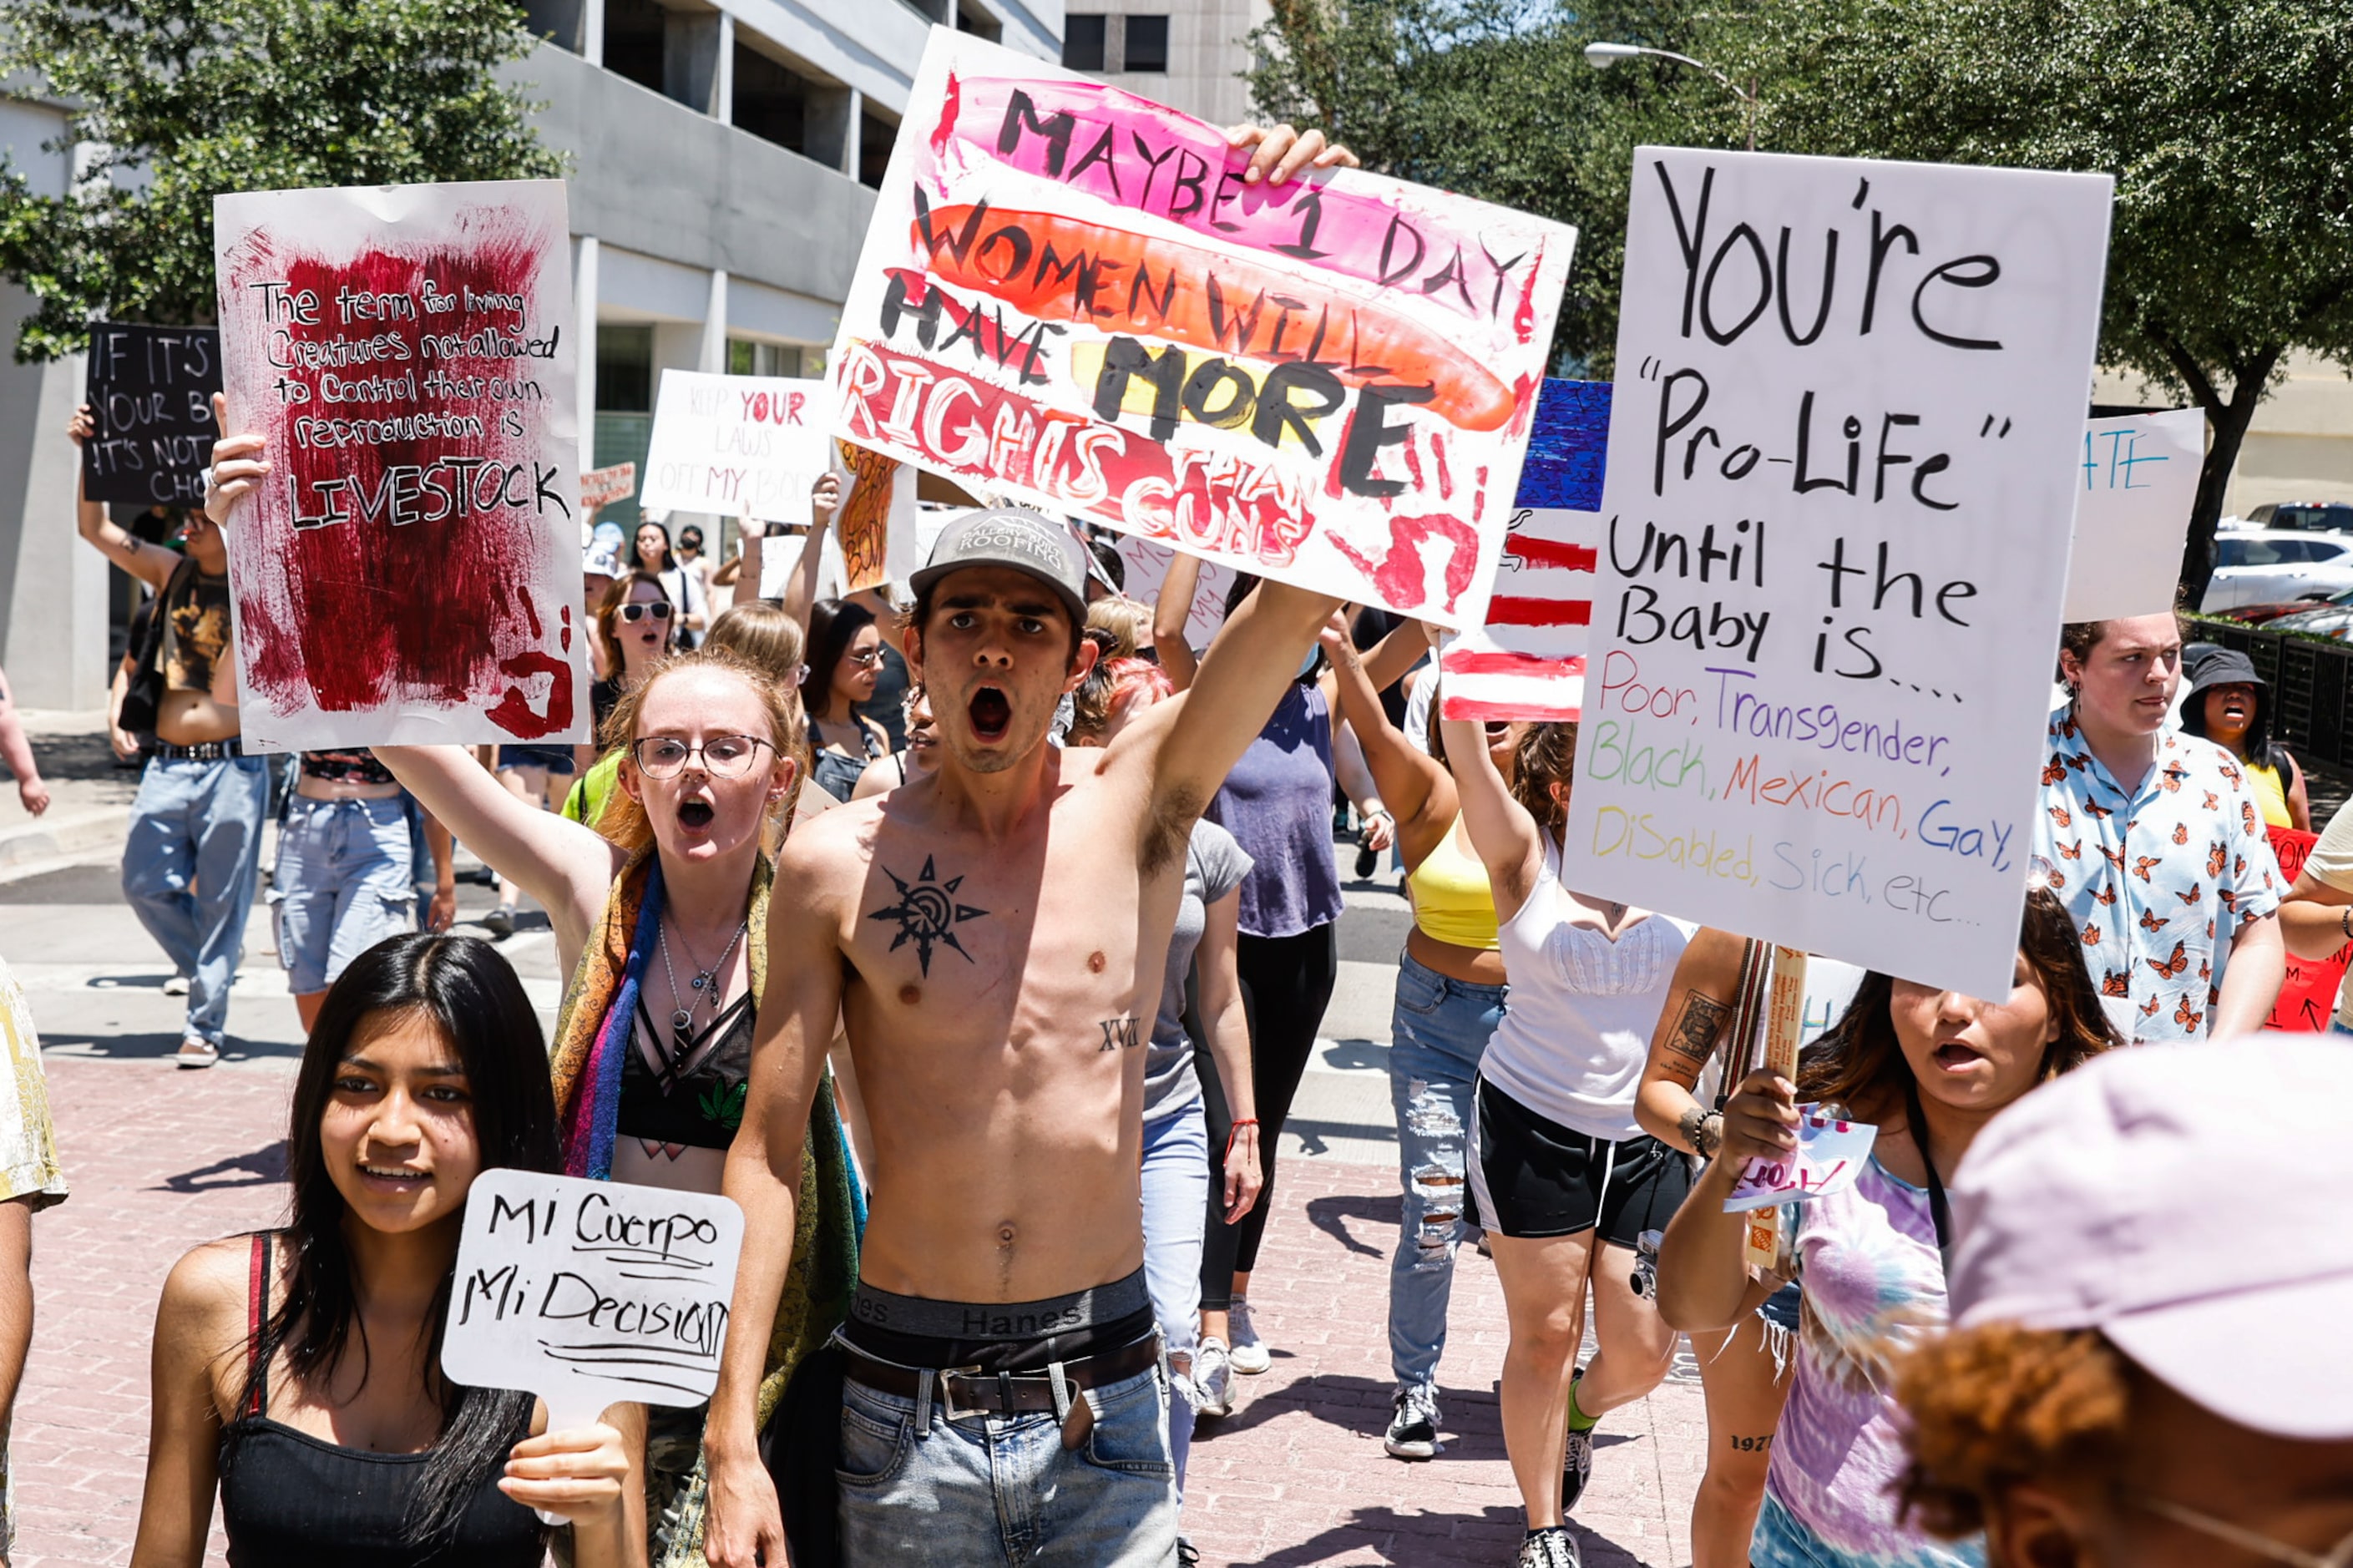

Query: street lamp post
[{"left": 1583, "top": 40, "right": 1758, "bottom": 152}]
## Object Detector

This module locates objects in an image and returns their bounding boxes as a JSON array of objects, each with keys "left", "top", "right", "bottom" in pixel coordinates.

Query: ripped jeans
[{"left": 1387, "top": 950, "right": 1506, "bottom": 1392}]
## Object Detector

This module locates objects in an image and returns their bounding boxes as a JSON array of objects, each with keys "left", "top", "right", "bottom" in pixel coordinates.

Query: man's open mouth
[
  {"left": 969, "top": 686, "right": 1011, "bottom": 742},
  {"left": 677, "top": 799, "right": 715, "bottom": 828}
]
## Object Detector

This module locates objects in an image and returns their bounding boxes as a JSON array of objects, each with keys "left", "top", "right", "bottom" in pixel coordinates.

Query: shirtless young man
[
  {"left": 68, "top": 402, "right": 268, "bottom": 1068},
  {"left": 702, "top": 129, "right": 1356, "bottom": 1568}
]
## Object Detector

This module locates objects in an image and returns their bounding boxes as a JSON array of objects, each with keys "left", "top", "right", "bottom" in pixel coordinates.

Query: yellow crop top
[
  {"left": 1407, "top": 818, "right": 1500, "bottom": 951},
  {"left": 2246, "top": 759, "right": 2292, "bottom": 830}
]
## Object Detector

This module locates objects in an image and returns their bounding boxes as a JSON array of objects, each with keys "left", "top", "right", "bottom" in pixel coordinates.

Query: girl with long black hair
[{"left": 129, "top": 934, "right": 645, "bottom": 1567}]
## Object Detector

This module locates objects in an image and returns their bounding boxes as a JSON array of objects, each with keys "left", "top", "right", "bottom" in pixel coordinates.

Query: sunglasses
[{"left": 619, "top": 602, "right": 674, "bottom": 623}]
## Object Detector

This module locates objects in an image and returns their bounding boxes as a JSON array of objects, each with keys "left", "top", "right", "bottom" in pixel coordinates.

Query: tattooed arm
[{"left": 1636, "top": 926, "right": 1749, "bottom": 1156}]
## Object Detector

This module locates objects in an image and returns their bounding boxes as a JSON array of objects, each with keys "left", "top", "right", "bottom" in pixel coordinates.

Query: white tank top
[{"left": 1482, "top": 832, "right": 1693, "bottom": 1143}]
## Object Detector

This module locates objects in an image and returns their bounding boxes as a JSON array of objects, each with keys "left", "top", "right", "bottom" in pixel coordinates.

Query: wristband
[{"left": 1225, "top": 1117, "right": 1259, "bottom": 1164}]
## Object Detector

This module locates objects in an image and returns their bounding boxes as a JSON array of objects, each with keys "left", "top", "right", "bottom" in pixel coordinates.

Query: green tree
[
  {"left": 0, "top": 0, "right": 563, "bottom": 362},
  {"left": 1747, "top": 0, "right": 2353, "bottom": 602}
]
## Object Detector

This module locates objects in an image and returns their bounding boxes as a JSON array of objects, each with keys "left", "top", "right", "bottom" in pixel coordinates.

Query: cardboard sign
[
  {"left": 213, "top": 178, "right": 585, "bottom": 751},
  {"left": 828, "top": 28, "right": 1576, "bottom": 628},
  {"left": 81, "top": 323, "right": 223, "bottom": 508},
  {"left": 1724, "top": 1104, "right": 1876, "bottom": 1212},
  {"left": 2060, "top": 409, "right": 2203, "bottom": 620},
  {"left": 639, "top": 372, "right": 835, "bottom": 523},
  {"left": 1115, "top": 535, "right": 1234, "bottom": 650},
  {"left": 833, "top": 438, "right": 918, "bottom": 592},
  {"left": 581, "top": 461, "right": 637, "bottom": 510},
  {"left": 1440, "top": 378, "right": 1610, "bottom": 721},
  {"left": 1562, "top": 149, "right": 2113, "bottom": 999},
  {"left": 2266, "top": 825, "right": 2350, "bottom": 1031},
  {"left": 443, "top": 1170, "right": 744, "bottom": 1429}
]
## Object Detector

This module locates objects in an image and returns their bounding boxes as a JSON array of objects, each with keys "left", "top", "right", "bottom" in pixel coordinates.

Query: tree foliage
[{"left": 0, "top": 0, "right": 563, "bottom": 362}]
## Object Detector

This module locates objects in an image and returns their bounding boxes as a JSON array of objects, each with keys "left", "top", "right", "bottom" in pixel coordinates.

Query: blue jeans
[
  {"left": 122, "top": 756, "right": 270, "bottom": 1045},
  {"left": 271, "top": 797, "right": 415, "bottom": 994},
  {"left": 837, "top": 1363, "right": 1178, "bottom": 1566},
  {"left": 1388, "top": 949, "right": 1506, "bottom": 1391},
  {"left": 1140, "top": 1103, "right": 1207, "bottom": 1495}
]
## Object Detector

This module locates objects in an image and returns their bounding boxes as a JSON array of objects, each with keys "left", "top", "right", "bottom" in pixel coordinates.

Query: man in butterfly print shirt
[{"left": 2032, "top": 615, "right": 2283, "bottom": 1043}]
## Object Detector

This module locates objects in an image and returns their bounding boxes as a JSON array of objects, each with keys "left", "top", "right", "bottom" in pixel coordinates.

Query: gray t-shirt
[{"left": 1145, "top": 819, "right": 1252, "bottom": 1119}]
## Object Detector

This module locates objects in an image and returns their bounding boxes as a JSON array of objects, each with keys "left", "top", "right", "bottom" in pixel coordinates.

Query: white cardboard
[
  {"left": 1723, "top": 1105, "right": 1877, "bottom": 1212},
  {"left": 2061, "top": 408, "right": 2203, "bottom": 620},
  {"left": 1114, "top": 536, "right": 1233, "bottom": 652},
  {"left": 639, "top": 372, "right": 836, "bottom": 524},
  {"left": 1562, "top": 149, "right": 2113, "bottom": 999},
  {"left": 212, "top": 178, "right": 586, "bottom": 751},
  {"left": 827, "top": 28, "right": 1576, "bottom": 628},
  {"left": 443, "top": 1170, "right": 744, "bottom": 1430}
]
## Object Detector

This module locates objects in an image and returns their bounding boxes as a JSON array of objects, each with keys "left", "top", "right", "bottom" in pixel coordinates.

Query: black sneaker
[
  {"left": 1561, "top": 1369, "right": 1593, "bottom": 1511},
  {"left": 1517, "top": 1525, "right": 1582, "bottom": 1568},
  {"left": 1383, "top": 1382, "right": 1441, "bottom": 1459},
  {"left": 1176, "top": 1539, "right": 1201, "bottom": 1566}
]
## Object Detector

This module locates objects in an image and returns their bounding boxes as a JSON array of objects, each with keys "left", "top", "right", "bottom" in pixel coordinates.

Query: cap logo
[{"left": 957, "top": 516, "right": 1070, "bottom": 575}]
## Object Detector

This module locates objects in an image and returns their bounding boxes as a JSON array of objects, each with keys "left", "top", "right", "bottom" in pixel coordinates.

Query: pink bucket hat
[{"left": 1946, "top": 1034, "right": 2353, "bottom": 1440}]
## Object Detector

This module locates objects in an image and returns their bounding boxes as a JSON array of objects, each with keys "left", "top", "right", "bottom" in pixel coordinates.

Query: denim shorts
[
  {"left": 837, "top": 1363, "right": 1177, "bottom": 1566},
  {"left": 271, "top": 796, "right": 415, "bottom": 994},
  {"left": 1751, "top": 1490, "right": 1984, "bottom": 1568}
]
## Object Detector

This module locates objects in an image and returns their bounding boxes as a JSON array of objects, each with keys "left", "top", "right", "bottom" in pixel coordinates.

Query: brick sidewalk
[{"left": 11, "top": 1056, "right": 1703, "bottom": 1567}]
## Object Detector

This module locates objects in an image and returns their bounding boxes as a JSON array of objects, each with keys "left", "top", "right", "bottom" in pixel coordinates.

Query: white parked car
[{"left": 2200, "top": 529, "right": 2353, "bottom": 611}]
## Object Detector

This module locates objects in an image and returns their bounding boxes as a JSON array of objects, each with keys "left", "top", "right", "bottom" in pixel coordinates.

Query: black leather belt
[
  {"left": 843, "top": 1333, "right": 1161, "bottom": 1417},
  {"left": 154, "top": 738, "right": 243, "bottom": 761}
]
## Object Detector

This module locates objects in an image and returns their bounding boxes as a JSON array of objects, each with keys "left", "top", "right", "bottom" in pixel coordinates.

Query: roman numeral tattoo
[{"left": 1098, "top": 1016, "right": 1139, "bottom": 1052}]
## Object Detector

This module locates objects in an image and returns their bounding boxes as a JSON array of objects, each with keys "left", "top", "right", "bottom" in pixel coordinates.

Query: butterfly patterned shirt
[{"left": 2031, "top": 707, "right": 2281, "bottom": 1043}]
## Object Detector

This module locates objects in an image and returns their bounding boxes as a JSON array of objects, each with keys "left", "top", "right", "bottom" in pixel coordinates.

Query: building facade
[{"left": 1059, "top": 0, "right": 1266, "bottom": 128}]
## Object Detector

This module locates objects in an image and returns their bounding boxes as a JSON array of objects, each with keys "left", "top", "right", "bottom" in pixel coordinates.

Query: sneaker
[
  {"left": 1194, "top": 1337, "right": 1234, "bottom": 1419},
  {"left": 175, "top": 1035, "right": 219, "bottom": 1070},
  {"left": 1518, "top": 1525, "right": 1582, "bottom": 1568},
  {"left": 1176, "top": 1540, "right": 1201, "bottom": 1566},
  {"left": 482, "top": 907, "right": 514, "bottom": 940},
  {"left": 162, "top": 974, "right": 190, "bottom": 997},
  {"left": 1383, "top": 1382, "right": 1441, "bottom": 1459},
  {"left": 1561, "top": 1368, "right": 1595, "bottom": 1512},
  {"left": 1227, "top": 1297, "right": 1271, "bottom": 1374}
]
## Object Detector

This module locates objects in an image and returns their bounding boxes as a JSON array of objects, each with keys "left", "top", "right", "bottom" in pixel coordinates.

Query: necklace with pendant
[{"left": 657, "top": 917, "right": 749, "bottom": 1056}]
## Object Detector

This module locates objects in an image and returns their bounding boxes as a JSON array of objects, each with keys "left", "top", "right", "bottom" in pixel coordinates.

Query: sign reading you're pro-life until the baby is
[
  {"left": 1564, "top": 149, "right": 2113, "bottom": 999},
  {"left": 443, "top": 1170, "right": 744, "bottom": 1432}
]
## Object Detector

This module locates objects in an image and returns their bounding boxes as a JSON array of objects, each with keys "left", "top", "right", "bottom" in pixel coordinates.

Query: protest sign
[
  {"left": 2265, "top": 825, "right": 2350, "bottom": 1031},
  {"left": 1115, "top": 536, "right": 1234, "bottom": 651},
  {"left": 1441, "top": 378, "right": 1611, "bottom": 721},
  {"left": 2061, "top": 409, "right": 2202, "bottom": 620},
  {"left": 81, "top": 323, "right": 223, "bottom": 508},
  {"left": 834, "top": 438, "right": 918, "bottom": 591},
  {"left": 581, "top": 462, "right": 637, "bottom": 511},
  {"left": 444, "top": 1170, "right": 743, "bottom": 1432},
  {"left": 213, "top": 178, "right": 584, "bottom": 751},
  {"left": 1724, "top": 1105, "right": 1876, "bottom": 1213},
  {"left": 1562, "top": 149, "right": 2113, "bottom": 999},
  {"left": 827, "top": 28, "right": 1575, "bottom": 628},
  {"left": 640, "top": 372, "right": 835, "bottom": 524}
]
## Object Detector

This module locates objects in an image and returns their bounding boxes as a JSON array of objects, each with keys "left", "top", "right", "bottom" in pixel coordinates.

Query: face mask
[{"left": 1297, "top": 646, "right": 1323, "bottom": 681}]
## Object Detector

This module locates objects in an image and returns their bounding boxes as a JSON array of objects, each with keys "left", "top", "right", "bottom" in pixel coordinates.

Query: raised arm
[
  {"left": 704, "top": 826, "right": 847, "bottom": 1568},
  {"left": 774, "top": 473, "right": 843, "bottom": 634},
  {"left": 1636, "top": 926, "right": 1747, "bottom": 1155},
  {"left": 1439, "top": 712, "right": 1545, "bottom": 919},
  {"left": 1150, "top": 549, "right": 1205, "bottom": 692},
  {"left": 68, "top": 404, "right": 180, "bottom": 590},
  {"left": 1322, "top": 620, "right": 1452, "bottom": 865}
]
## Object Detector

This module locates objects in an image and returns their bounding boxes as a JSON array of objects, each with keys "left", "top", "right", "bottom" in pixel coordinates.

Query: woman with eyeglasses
[{"left": 802, "top": 597, "right": 893, "bottom": 802}]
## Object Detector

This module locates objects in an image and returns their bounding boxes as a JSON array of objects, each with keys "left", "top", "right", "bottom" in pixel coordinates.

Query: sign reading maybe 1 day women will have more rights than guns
[{"left": 1562, "top": 150, "right": 2114, "bottom": 999}]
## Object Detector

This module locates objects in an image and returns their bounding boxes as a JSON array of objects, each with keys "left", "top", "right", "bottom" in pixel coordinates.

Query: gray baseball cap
[{"left": 910, "top": 507, "right": 1090, "bottom": 625}]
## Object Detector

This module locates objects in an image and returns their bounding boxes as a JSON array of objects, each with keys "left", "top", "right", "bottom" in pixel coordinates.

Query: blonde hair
[
  {"left": 596, "top": 645, "right": 810, "bottom": 856},
  {"left": 1085, "top": 596, "right": 1150, "bottom": 661},
  {"left": 706, "top": 600, "right": 804, "bottom": 685}
]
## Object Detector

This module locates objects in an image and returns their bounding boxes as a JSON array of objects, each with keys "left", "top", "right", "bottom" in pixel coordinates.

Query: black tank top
[{"left": 216, "top": 1234, "right": 543, "bottom": 1568}]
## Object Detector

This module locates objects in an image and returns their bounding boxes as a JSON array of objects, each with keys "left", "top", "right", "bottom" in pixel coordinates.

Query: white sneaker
[
  {"left": 162, "top": 974, "right": 190, "bottom": 997},
  {"left": 1227, "top": 1297, "right": 1272, "bottom": 1374},
  {"left": 1383, "top": 1382, "right": 1441, "bottom": 1459},
  {"left": 1194, "top": 1336, "right": 1234, "bottom": 1419},
  {"left": 175, "top": 1035, "right": 219, "bottom": 1070}
]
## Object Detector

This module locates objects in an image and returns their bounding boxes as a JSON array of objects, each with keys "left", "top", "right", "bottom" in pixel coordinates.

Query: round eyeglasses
[{"left": 630, "top": 735, "right": 773, "bottom": 780}]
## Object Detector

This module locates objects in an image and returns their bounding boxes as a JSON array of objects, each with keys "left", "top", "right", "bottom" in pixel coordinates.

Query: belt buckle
[{"left": 935, "top": 1363, "right": 987, "bottom": 1423}]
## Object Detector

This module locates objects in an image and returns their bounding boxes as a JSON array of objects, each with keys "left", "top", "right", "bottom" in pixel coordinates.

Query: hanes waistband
[{"left": 849, "top": 1267, "right": 1150, "bottom": 1342}]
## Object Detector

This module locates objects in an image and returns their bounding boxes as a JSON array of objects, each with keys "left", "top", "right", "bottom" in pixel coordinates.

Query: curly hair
[
  {"left": 1895, "top": 1323, "right": 2139, "bottom": 1538},
  {"left": 596, "top": 645, "right": 811, "bottom": 856},
  {"left": 1510, "top": 721, "right": 1576, "bottom": 837}
]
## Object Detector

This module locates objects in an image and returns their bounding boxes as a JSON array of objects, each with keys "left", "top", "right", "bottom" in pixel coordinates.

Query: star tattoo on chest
[{"left": 869, "top": 856, "right": 989, "bottom": 975}]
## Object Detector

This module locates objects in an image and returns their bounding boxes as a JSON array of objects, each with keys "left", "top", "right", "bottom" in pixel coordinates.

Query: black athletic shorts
[{"left": 1465, "top": 1075, "right": 1693, "bottom": 1246}]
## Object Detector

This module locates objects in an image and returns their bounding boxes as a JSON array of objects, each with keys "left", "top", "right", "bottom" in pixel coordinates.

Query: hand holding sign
[
  {"left": 443, "top": 1171, "right": 745, "bottom": 1522},
  {"left": 1723, "top": 1103, "right": 1876, "bottom": 1213}
]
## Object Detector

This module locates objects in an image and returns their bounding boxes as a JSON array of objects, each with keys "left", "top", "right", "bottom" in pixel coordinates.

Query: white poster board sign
[
  {"left": 639, "top": 372, "right": 835, "bottom": 524},
  {"left": 443, "top": 1170, "right": 744, "bottom": 1429},
  {"left": 1562, "top": 149, "right": 2113, "bottom": 999},
  {"left": 827, "top": 28, "right": 1576, "bottom": 627},
  {"left": 213, "top": 178, "right": 585, "bottom": 751},
  {"left": 2061, "top": 408, "right": 2202, "bottom": 620},
  {"left": 1115, "top": 536, "right": 1233, "bottom": 652}
]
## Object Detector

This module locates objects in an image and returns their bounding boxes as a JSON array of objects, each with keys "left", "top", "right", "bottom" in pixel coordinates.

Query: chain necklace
[{"left": 656, "top": 916, "right": 749, "bottom": 1056}]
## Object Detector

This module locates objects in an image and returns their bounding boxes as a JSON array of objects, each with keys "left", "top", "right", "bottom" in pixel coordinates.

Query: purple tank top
[{"left": 1207, "top": 680, "right": 1343, "bottom": 938}]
